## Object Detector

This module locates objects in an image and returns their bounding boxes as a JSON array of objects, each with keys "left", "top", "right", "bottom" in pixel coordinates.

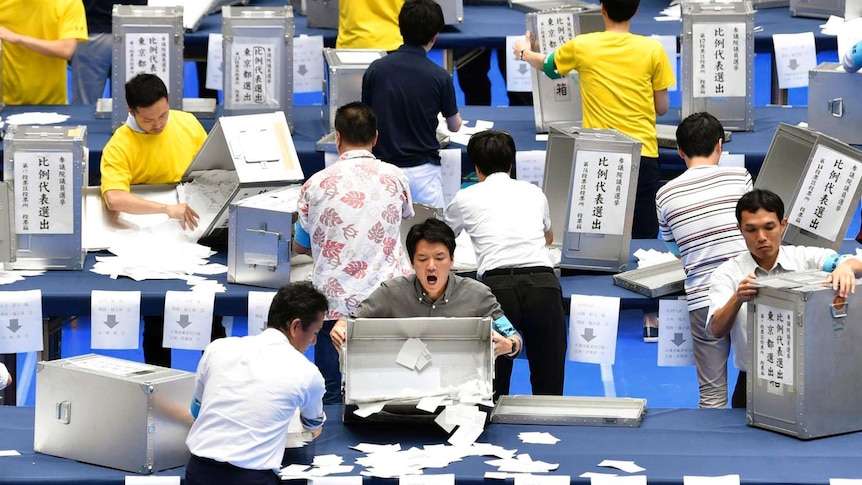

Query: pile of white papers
[
  {"left": 353, "top": 378, "right": 493, "bottom": 419},
  {"left": 518, "top": 431, "right": 560, "bottom": 444},
  {"left": 4, "top": 112, "right": 70, "bottom": 125},
  {"left": 486, "top": 453, "right": 560, "bottom": 473},
  {"left": 633, "top": 248, "right": 678, "bottom": 268},
  {"left": 397, "top": 338, "right": 433, "bottom": 371},
  {"left": 348, "top": 442, "right": 515, "bottom": 478},
  {"left": 437, "top": 117, "right": 494, "bottom": 146},
  {"left": 0, "top": 269, "right": 44, "bottom": 286}
]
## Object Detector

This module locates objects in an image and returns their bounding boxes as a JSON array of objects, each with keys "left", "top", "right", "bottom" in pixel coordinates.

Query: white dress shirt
[{"left": 0, "top": 363, "right": 9, "bottom": 391}]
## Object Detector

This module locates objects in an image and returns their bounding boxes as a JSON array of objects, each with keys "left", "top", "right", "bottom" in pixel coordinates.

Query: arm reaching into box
[
  {"left": 103, "top": 189, "right": 200, "bottom": 231},
  {"left": 825, "top": 255, "right": 862, "bottom": 298}
]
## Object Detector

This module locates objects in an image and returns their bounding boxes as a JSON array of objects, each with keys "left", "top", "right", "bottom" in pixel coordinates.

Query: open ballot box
[
  {"left": 808, "top": 63, "right": 862, "bottom": 145},
  {"left": 3, "top": 125, "right": 86, "bottom": 270},
  {"left": 680, "top": 0, "right": 755, "bottom": 132},
  {"left": 526, "top": 3, "right": 603, "bottom": 133},
  {"left": 747, "top": 271, "right": 862, "bottom": 439},
  {"left": 222, "top": 5, "right": 294, "bottom": 127},
  {"left": 754, "top": 123, "right": 862, "bottom": 250},
  {"left": 147, "top": 0, "right": 251, "bottom": 31},
  {"left": 543, "top": 123, "right": 641, "bottom": 272},
  {"left": 227, "top": 185, "right": 301, "bottom": 288},
  {"left": 491, "top": 395, "right": 647, "bottom": 427},
  {"left": 342, "top": 317, "right": 494, "bottom": 423},
  {"left": 34, "top": 354, "right": 195, "bottom": 473}
]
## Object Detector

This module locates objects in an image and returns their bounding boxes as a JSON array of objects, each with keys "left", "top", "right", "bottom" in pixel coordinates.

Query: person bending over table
[
  {"left": 330, "top": 218, "right": 523, "bottom": 368},
  {"left": 706, "top": 189, "right": 862, "bottom": 408},
  {"left": 100, "top": 73, "right": 224, "bottom": 367},
  {"left": 185, "top": 282, "right": 328, "bottom": 485}
]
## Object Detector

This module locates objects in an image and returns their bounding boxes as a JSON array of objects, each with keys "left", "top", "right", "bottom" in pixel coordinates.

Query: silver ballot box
[
  {"left": 747, "top": 271, "right": 862, "bottom": 439},
  {"left": 791, "top": 0, "right": 862, "bottom": 18},
  {"left": 613, "top": 259, "right": 687, "bottom": 298},
  {"left": 3, "top": 125, "right": 86, "bottom": 270},
  {"left": 34, "top": 354, "right": 195, "bottom": 473},
  {"left": 307, "top": 0, "right": 338, "bottom": 29},
  {"left": 543, "top": 123, "right": 641, "bottom": 272},
  {"left": 755, "top": 123, "right": 862, "bottom": 251},
  {"left": 808, "top": 62, "right": 862, "bottom": 145},
  {"left": 342, "top": 317, "right": 494, "bottom": 422},
  {"left": 222, "top": 6, "right": 295, "bottom": 127},
  {"left": 227, "top": 185, "right": 301, "bottom": 288},
  {"left": 681, "top": 0, "right": 755, "bottom": 132},
  {"left": 110, "top": 5, "right": 185, "bottom": 131},
  {"left": 436, "top": 0, "right": 464, "bottom": 24},
  {"left": 526, "top": 3, "right": 603, "bottom": 133},
  {"left": 750, "top": 0, "right": 789, "bottom": 7}
]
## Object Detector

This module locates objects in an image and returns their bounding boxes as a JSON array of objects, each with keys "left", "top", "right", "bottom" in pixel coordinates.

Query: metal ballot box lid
[
  {"left": 808, "top": 62, "right": 862, "bottom": 145},
  {"left": 791, "top": 0, "right": 862, "bottom": 19},
  {"left": 437, "top": 0, "right": 464, "bottom": 24},
  {"left": 3, "top": 125, "right": 87, "bottom": 270},
  {"left": 227, "top": 185, "right": 301, "bottom": 288},
  {"left": 111, "top": 5, "right": 185, "bottom": 131},
  {"left": 491, "top": 395, "right": 646, "bottom": 427},
  {"left": 222, "top": 6, "right": 295, "bottom": 127},
  {"left": 543, "top": 123, "right": 641, "bottom": 272},
  {"left": 526, "top": 3, "right": 603, "bottom": 133},
  {"left": 750, "top": 0, "right": 789, "bottom": 8},
  {"left": 34, "top": 354, "right": 195, "bottom": 473},
  {"left": 307, "top": 0, "right": 338, "bottom": 29},
  {"left": 680, "top": 0, "right": 755, "bottom": 132},
  {"left": 613, "top": 259, "right": 686, "bottom": 298},
  {"left": 755, "top": 123, "right": 862, "bottom": 250},
  {"left": 342, "top": 317, "right": 494, "bottom": 418},
  {"left": 747, "top": 270, "right": 862, "bottom": 439}
]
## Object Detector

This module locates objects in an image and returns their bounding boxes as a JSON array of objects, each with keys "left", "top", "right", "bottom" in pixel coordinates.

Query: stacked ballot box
[
  {"left": 791, "top": 0, "right": 862, "bottom": 18},
  {"left": 680, "top": 0, "right": 755, "bottom": 132},
  {"left": 3, "top": 125, "right": 86, "bottom": 270},
  {"left": 808, "top": 63, "right": 862, "bottom": 145},
  {"left": 34, "top": 354, "right": 195, "bottom": 473},
  {"left": 526, "top": 3, "right": 603, "bottom": 133},
  {"left": 222, "top": 5, "right": 295, "bottom": 128}
]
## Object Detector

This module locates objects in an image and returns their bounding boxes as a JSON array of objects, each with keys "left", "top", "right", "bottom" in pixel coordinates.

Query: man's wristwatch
[
  {"left": 508, "top": 337, "right": 519, "bottom": 356},
  {"left": 519, "top": 49, "right": 526, "bottom": 61}
]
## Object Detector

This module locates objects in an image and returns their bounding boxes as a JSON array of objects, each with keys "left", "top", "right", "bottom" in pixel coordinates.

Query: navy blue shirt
[{"left": 361, "top": 45, "right": 459, "bottom": 168}]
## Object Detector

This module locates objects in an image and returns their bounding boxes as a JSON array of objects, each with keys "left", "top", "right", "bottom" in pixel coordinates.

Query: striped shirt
[{"left": 656, "top": 165, "right": 753, "bottom": 311}]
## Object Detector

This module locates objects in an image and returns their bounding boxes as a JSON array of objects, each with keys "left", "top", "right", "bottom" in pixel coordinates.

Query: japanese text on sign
[
  {"left": 692, "top": 22, "right": 746, "bottom": 98},
  {"left": 125, "top": 33, "right": 170, "bottom": 87},
  {"left": 568, "top": 150, "right": 632, "bottom": 235},
  {"left": 229, "top": 37, "right": 280, "bottom": 107},
  {"left": 536, "top": 12, "right": 576, "bottom": 54},
  {"left": 14, "top": 151, "right": 74, "bottom": 234},
  {"left": 568, "top": 294, "right": 620, "bottom": 365},
  {"left": 756, "top": 303, "right": 794, "bottom": 386},
  {"left": 657, "top": 298, "right": 695, "bottom": 367}
]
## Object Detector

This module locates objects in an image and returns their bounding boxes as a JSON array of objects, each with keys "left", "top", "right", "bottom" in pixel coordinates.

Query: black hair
[
  {"left": 125, "top": 73, "right": 169, "bottom": 110},
  {"left": 468, "top": 130, "right": 516, "bottom": 176},
  {"left": 406, "top": 218, "right": 456, "bottom": 261},
  {"left": 399, "top": 0, "right": 445, "bottom": 47},
  {"left": 335, "top": 101, "right": 377, "bottom": 146},
  {"left": 676, "top": 112, "right": 725, "bottom": 159},
  {"left": 266, "top": 282, "right": 329, "bottom": 332},
  {"left": 600, "top": 0, "right": 640, "bottom": 22},
  {"left": 735, "top": 189, "right": 785, "bottom": 223}
]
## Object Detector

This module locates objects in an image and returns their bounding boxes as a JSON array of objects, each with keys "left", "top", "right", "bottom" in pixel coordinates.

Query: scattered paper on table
[
  {"left": 684, "top": 474, "right": 740, "bottom": 485},
  {"left": 447, "top": 424, "right": 484, "bottom": 447},
  {"left": 417, "top": 395, "right": 446, "bottom": 413},
  {"left": 581, "top": 472, "right": 618, "bottom": 478},
  {"left": 0, "top": 450, "right": 21, "bottom": 457},
  {"left": 518, "top": 431, "right": 560, "bottom": 444},
  {"left": 313, "top": 454, "right": 344, "bottom": 467},
  {"left": 351, "top": 443, "right": 402, "bottom": 454},
  {"left": 354, "top": 400, "right": 388, "bottom": 418},
  {"left": 597, "top": 460, "right": 645, "bottom": 474}
]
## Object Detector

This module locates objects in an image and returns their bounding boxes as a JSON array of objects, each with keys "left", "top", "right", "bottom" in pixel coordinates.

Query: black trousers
[
  {"left": 185, "top": 454, "right": 278, "bottom": 485},
  {"left": 454, "top": 48, "right": 533, "bottom": 106},
  {"left": 315, "top": 320, "right": 344, "bottom": 404},
  {"left": 633, "top": 156, "right": 661, "bottom": 239},
  {"left": 483, "top": 268, "right": 567, "bottom": 400},
  {"left": 732, "top": 371, "right": 747, "bottom": 409},
  {"left": 142, "top": 316, "right": 226, "bottom": 367}
]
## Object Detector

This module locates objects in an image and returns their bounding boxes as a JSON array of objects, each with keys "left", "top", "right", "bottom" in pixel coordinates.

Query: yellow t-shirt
[
  {"left": 554, "top": 32, "right": 675, "bottom": 158},
  {"left": 100, "top": 110, "right": 207, "bottom": 195},
  {"left": 336, "top": 0, "right": 404, "bottom": 51},
  {"left": 0, "top": 0, "right": 88, "bottom": 105}
]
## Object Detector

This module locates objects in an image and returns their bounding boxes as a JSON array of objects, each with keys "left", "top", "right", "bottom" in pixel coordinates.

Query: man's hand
[
  {"left": 491, "top": 331, "right": 516, "bottom": 357},
  {"left": 512, "top": 31, "right": 533, "bottom": 60},
  {"left": 735, "top": 272, "right": 759, "bottom": 303},
  {"left": 330, "top": 320, "right": 347, "bottom": 350},
  {"left": 0, "top": 27, "right": 21, "bottom": 44},
  {"left": 165, "top": 203, "right": 200, "bottom": 230},
  {"left": 827, "top": 260, "right": 858, "bottom": 298}
]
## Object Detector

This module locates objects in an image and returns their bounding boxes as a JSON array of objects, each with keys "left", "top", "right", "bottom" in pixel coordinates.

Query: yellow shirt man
[
  {"left": 337, "top": 0, "right": 403, "bottom": 51},
  {"left": 0, "top": 0, "right": 88, "bottom": 105}
]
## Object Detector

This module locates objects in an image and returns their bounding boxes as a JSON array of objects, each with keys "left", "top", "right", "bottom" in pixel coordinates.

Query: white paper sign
[
  {"left": 247, "top": 291, "right": 277, "bottom": 337},
  {"left": 657, "top": 298, "right": 694, "bottom": 367},
  {"left": 228, "top": 37, "right": 281, "bottom": 108},
  {"left": 756, "top": 303, "right": 794, "bottom": 386},
  {"left": 536, "top": 12, "right": 576, "bottom": 54},
  {"left": 440, "top": 148, "right": 462, "bottom": 208},
  {"left": 90, "top": 290, "right": 142, "bottom": 350},
  {"left": 13, "top": 151, "right": 74, "bottom": 234},
  {"left": 0, "top": 290, "right": 43, "bottom": 354},
  {"left": 772, "top": 32, "right": 817, "bottom": 89},
  {"left": 162, "top": 291, "right": 215, "bottom": 350},
  {"left": 125, "top": 33, "right": 170, "bottom": 86},
  {"left": 568, "top": 150, "right": 633, "bottom": 236},
  {"left": 653, "top": 35, "right": 678, "bottom": 92},
  {"left": 506, "top": 36, "right": 533, "bottom": 93},
  {"left": 294, "top": 35, "right": 325, "bottom": 93},
  {"left": 515, "top": 150, "right": 547, "bottom": 187},
  {"left": 205, "top": 33, "right": 223, "bottom": 91},
  {"left": 692, "top": 23, "right": 746, "bottom": 98},
  {"left": 718, "top": 152, "right": 745, "bottom": 168},
  {"left": 788, "top": 144, "right": 862, "bottom": 242},
  {"left": 568, "top": 294, "right": 620, "bottom": 365}
]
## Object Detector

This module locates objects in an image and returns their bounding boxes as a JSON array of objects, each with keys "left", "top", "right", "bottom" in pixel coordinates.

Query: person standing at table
[
  {"left": 100, "top": 73, "right": 224, "bottom": 367},
  {"left": 294, "top": 102, "right": 414, "bottom": 404},
  {"left": 0, "top": 0, "right": 88, "bottom": 105},
  {"left": 337, "top": 0, "right": 404, "bottom": 51},
  {"left": 362, "top": 0, "right": 462, "bottom": 208},
  {"left": 185, "top": 282, "right": 328, "bottom": 485},
  {"left": 513, "top": 0, "right": 674, "bottom": 239},
  {"left": 655, "top": 112, "right": 751, "bottom": 409},
  {"left": 445, "top": 130, "right": 565, "bottom": 400},
  {"left": 707, "top": 189, "right": 862, "bottom": 408}
]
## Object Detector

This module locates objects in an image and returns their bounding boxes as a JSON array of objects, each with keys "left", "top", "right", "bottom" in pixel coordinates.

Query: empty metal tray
[
  {"left": 613, "top": 259, "right": 686, "bottom": 298},
  {"left": 491, "top": 395, "right": 646, "bottom": 427}
]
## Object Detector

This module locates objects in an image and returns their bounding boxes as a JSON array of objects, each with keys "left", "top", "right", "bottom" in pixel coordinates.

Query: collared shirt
[
  {"left": 186, "top": 329, "right": 326, "bottom": 472},
  {"left": 445, "top": 172, "right": 552, "bottom": 277},
  {"left": 297, "top": 149, "right": 414, "bottom": 320},
  {"left": 706, "top": 246, "right": 834, "bottom": 372}
]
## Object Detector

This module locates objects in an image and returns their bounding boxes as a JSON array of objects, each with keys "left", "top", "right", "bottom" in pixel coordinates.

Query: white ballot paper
[
  {"left": 0, "top": 450, "right": 21, "bottom": 457},
  {"left": 90, "top": 290, "right": 141, "bottom": 350},
  {"left": 247, "top": 291, "right": 277, "bottom": 337},
  {"left": 831, "top": 480, "right": 862, "bottom": 485},
  {"left": 684, "top": 475, "right": 741, "bottom": 485},
  {"left": 0, "top": 290, "right": 43, "bottom": 354},
  {"left": 396, "top": 338, "right": 433, "bottom": 371},
  {"left": 597, "top": 460, "right": 645, "bottom": 473},
  {"left": 400, "top": 473, "right": 455, "bottom": 485},
  {"left": 162, "top": 291, "right": 215, "bottom": 351},
  {"left": 518, "top": 432, "right": 560, "bottom": 444}
]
